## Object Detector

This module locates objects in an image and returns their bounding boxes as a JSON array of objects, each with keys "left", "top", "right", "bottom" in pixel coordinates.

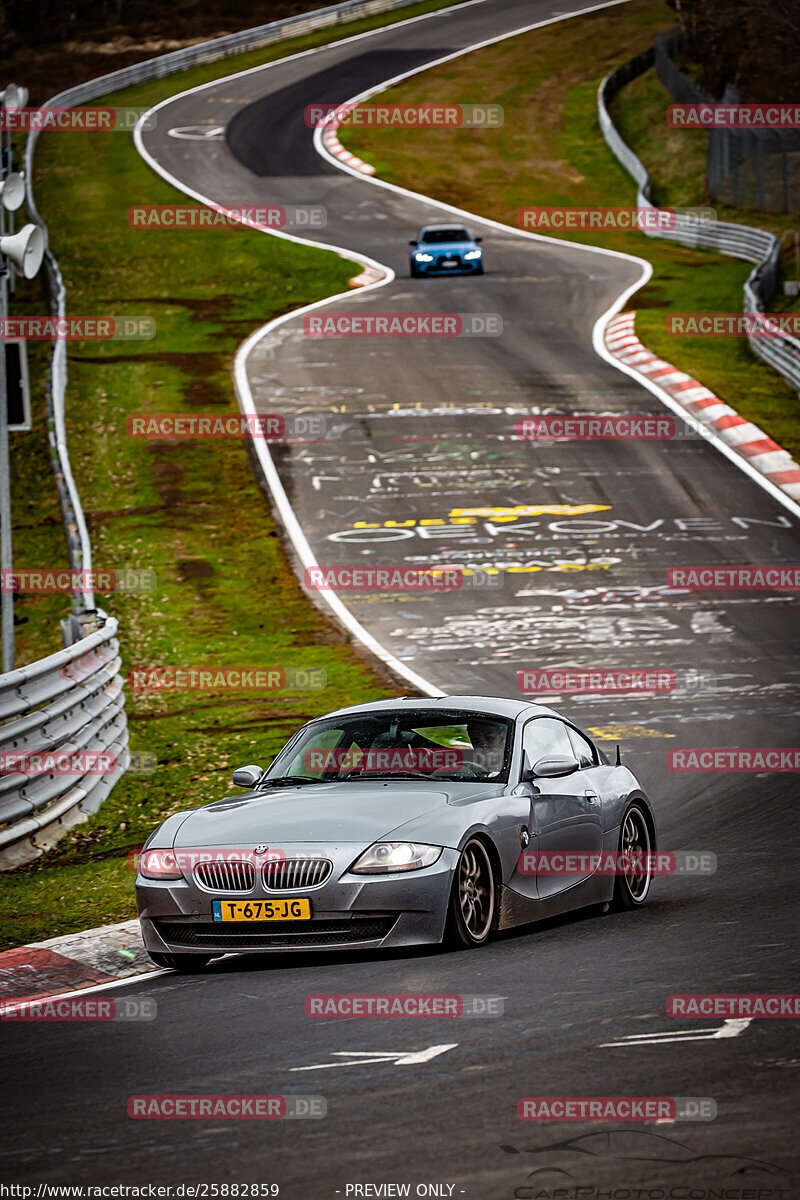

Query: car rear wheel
[
  {"left": 148, "top": 951, "right": 212, "bottom": 972},
  {"left": 612, "top": 803, "right": 653, "bottom": 910},
  {"left": 447, "top": 838, "right": 495, "bottom": 947}
]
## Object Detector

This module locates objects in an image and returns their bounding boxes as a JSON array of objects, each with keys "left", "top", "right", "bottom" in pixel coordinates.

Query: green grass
[
  {"left": 0, "top": 0, "right": 479, "bottom": 949},
  {"left": 339, "top": 0, "right": 800, "bottom": 458}
]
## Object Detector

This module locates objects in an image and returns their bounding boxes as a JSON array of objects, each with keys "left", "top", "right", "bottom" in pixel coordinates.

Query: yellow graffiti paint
[
  {"left": 587, "top": 725, "right": 676, "bottom": 740},
  {"left": 353, "top": 504, "right": 611, "bottom": 529},
  {"left": 449, "top": 504, "right": 612, "bottom": 519}
]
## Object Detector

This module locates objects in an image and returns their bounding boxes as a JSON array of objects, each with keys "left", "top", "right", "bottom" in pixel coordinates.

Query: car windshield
[
  {"left": 419, "top": 228, "right": 471, "bottom": 244},
  {"left": 264, "top": 710, "right": 512, "bottom": 783}
]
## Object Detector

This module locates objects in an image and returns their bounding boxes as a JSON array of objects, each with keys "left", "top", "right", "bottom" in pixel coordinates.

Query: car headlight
[
  {"left": 414, "top": 253, "right": 434, "bottom": 262},
  {"left": 349, "top": 842, "right": 442, "bottom": 874},
  {"left": 464, "top": 249, "right": 482, "bottom": 260},
  {"left": 138, "top": 848, "right": 184, "bottom": 880}
]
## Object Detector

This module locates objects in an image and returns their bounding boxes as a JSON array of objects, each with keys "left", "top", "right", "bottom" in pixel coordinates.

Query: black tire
[
  {"left": 148, "top": 951, "right": 212, "bottom": 972},
  {"left": 410, "top": 264, "right": 420, "bottom": 278},
  {"left": 446, "top": 838, "right": 496, "bottom": 947},
  {"left": 612, "top": 803, "right": 653, "bottom": 910},
  {"left": 475, "top": 266, "right": 484, "bottom": 275}
]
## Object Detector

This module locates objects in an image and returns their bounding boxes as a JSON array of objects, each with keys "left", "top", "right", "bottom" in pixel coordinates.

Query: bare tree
[{"left": 667, "top": 0, "right": 800, "bottom": 101}]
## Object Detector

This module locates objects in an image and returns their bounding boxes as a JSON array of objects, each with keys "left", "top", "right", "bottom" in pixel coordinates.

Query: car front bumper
[
  {"left": 412, "top": 258, "right": 482, "bottom": 275},
  {"left": 136, "top": 842, "right": 459, "bottom": 956}
]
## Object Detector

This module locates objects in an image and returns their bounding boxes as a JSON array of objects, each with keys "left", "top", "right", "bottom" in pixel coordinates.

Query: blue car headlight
[
  {"left": 464, "top": 249, "right": 482, "bottom": 260},
  {"left": 414, "top": 253, "right": 434, "bottom": 262},
  {"left": 349, "top": 842, "right": 443, "bottom": 874}
]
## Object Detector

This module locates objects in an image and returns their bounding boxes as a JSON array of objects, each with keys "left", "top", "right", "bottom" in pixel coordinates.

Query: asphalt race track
[{"left": 3, "top": 1, "right": 799, "bottom": 1195}]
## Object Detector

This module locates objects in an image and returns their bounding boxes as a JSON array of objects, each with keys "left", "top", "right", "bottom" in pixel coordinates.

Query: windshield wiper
[
  {"left": 353, "top": 771, "right": 434, "bottom": 780},
  {"left": 259, "top": 775, "right": 320, "bottom": 788}
]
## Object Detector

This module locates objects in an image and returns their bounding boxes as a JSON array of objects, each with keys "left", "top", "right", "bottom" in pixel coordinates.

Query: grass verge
[
  {"left": 339, "top": 0, "right": 800, "bottom": 458},
  {"left": 0, "top": 0, "right": 476, "bottom": 949}
]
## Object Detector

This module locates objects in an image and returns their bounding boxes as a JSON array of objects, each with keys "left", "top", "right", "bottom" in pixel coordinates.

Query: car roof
[
  {"left": 420, "top": 224, "right": 470, "bottom": 232},
  {"left": 319, "top": 695, "right": 561, "bottom": 721}
]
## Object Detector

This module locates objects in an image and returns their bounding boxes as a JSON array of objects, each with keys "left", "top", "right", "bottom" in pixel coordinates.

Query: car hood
[
  {"left": 172, "top": 781, "right": 498, "bottom": 848},
  {"left": 417, "top": 241, "right": 476, "bottom": 254}
]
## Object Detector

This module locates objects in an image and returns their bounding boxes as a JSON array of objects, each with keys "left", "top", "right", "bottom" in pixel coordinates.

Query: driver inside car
[{"left": 464, "top": 719, "right": 506, "bottom": 778}]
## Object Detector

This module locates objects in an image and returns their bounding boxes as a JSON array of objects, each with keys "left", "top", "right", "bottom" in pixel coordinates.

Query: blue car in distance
[{"left": 409, "top": 224, "right": 484, "bottom": 277}]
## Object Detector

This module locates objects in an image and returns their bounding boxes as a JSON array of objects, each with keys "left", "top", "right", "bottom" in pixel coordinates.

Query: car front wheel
[
  {"left": 447, "top": 838, "right": 496, "bottom": 947},
  {"left": 612, "top": 803, "right": 653, "bottom": 910}
]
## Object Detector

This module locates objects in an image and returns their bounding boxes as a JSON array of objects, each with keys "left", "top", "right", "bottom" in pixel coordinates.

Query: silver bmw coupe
[{"left": 135, "top": 696, "right": 657, "bottom": 969}]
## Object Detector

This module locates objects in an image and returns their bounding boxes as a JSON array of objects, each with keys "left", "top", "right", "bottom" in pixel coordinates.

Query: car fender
[{"left": 142, "top": 809, "right": 196, "bottom": 850}]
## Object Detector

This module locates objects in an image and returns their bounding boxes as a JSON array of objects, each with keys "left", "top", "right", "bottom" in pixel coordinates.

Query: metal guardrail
[
  {"left": 5, "top": 0, "right": 438, "bottom": 867},
  {"left": 0, "top": 617, "right": 129, "bottom": 869},
  {"left": 598, "top": 51, "right": 800, "bottom": 393}
]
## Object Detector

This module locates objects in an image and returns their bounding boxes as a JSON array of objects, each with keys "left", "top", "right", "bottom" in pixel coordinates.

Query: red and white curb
[
  {"left": 605, "top": 312, "right": 800, "bottom": 502},
  {"left": 0, "top": 918, "right": 154, "bottom": 1005},
  {"left": 320, "top": 117, "right": 376, "bottom": 177},
  {"left": 317, "top": 118, "right": 384, "bottom": 287},
  {"left": 348, "top": 263, "right": 387, "bottom": 287}
]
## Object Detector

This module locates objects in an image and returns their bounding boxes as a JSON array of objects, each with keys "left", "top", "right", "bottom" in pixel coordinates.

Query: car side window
[
  {"left": 521, "top": 718, "right": 575, "bottom": 771},
  {"left": 567, "top": 725, "right": 596, "bottom": 768}
]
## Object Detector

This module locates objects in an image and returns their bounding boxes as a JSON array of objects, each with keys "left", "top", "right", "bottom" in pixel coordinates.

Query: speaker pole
[{"left": 0, "top": 254, "right": 12, "bottom": 671}]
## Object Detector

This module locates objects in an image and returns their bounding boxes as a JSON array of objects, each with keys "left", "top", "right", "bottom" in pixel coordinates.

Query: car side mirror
[
  {"left": 232, "top": 764, "right": 263, "bottom": 789},
  {"left": 530, "top": 754, "right": 580, "bottom": 779},
  {"left": 409, "top": 240, "right": 418, "bottom": 246},
  {"left": 474, "top": 236, "right": 483, "bottom": 243}
]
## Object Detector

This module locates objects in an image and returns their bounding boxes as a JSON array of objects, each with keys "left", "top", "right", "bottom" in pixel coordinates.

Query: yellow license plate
[{"left": 212, "top": 898, "right": 311, "bottom": 922}]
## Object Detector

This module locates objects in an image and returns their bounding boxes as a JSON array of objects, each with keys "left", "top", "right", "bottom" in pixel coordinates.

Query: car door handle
[{"left": 584, "top": 789, "right": 600, "bottom": 803}]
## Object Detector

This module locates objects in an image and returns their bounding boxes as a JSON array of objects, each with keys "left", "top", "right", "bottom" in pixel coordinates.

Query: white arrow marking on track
[
  {"left": 290, "top": 1044, "right": 458, "bottom": 1071},
  {"left": 167, "top": 125, "right": 225, "bottom": 140},
  {"left": 601, "top": 1018, "right": 752, "bottom": 1046}
]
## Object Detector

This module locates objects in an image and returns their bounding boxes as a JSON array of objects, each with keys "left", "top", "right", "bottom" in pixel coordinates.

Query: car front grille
[
  {"left": 436, "top": 256, "right": 461, "bottom": 268},
  {"left": 263, "top": 857, "right": 332, "bottom": 891},
  {"left": 155, "top": 916, "right": 396, "bottom": 950},
  {"left": 194, "top": 860, "right": 255, "bottom": 892}
]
